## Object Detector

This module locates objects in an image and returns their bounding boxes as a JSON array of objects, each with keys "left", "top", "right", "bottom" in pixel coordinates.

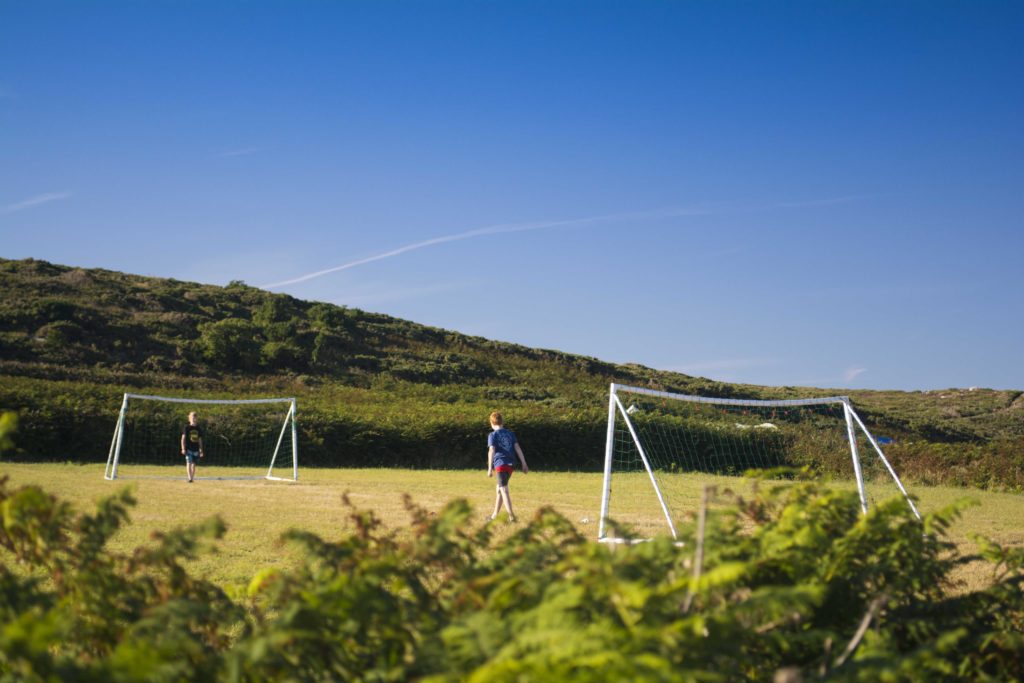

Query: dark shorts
[
  {"left": 495, "top": 466, "right": 513, "bottom": 487},
  {"left": 185, "top": 450, "right": 201, "bottom": 465}
]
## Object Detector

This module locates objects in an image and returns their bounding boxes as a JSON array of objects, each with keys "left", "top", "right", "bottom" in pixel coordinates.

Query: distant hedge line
[
  {"left": 2, "top": 370, "right": 1022, "bottom": 490},
  {"left": 2, "top": 399, "right": 610, "bottom": 471},
  {"left": 2, "top": 398, "right": 1021, "bottom": 492}
]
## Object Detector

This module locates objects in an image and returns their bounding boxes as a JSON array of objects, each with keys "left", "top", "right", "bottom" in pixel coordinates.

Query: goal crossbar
[
  {"left": 604, "top": 384, "right": 852, "bottom": 408},
  {"left": 120, "top": 393, "right": 296, "bottom": 406},
  {"left": 598, "top": 383, "right": 920, "bottom": 542}
]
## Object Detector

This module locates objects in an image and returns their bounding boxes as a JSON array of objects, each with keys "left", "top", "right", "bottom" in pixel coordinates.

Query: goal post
[
  {"left": 104, "top": 393, "right": 298, "bottom": 481},
  {"left": 598, "top": 383, "right": 919, "bottom": 542}
]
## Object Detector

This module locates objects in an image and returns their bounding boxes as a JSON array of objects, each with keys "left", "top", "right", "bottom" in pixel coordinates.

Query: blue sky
[{"left": 2, "top": 1, "right": 1022, "bottom": 391}]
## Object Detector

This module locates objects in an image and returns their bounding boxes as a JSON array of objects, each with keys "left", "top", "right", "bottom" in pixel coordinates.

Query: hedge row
[{"left": 2, "top": 404, "right": 1021, "bottom": 493}]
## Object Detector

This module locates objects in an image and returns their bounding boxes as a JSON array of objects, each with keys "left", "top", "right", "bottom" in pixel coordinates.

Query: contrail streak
[
  {"left": 257, "top": 194, "right": 868, "bottom": 289},
  {"left": 258, "top": 206, "right": 711, "bottom": 289},
  {"left": 1, "top": 192, "right": 72, "bottom": 214}
]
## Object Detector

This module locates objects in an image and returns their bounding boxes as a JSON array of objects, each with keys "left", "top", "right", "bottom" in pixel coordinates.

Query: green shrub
[
  {"left": 37, "top": 320, "right": 82, "bottom": 348},
  {"left": 1, "top": 477, "right": 1022, "bottom": 681},
  {"left": 310, "top": 331, "right": 350, "bottom": 369},
  {"left": 199, "top": 319, "right": 262, "bottom": 371},
  {"left": 0, "top": 411, "right": 15, "bottom": 452},
  {"left": 260, "top": 341, "right": 307, "bottom": 372}
]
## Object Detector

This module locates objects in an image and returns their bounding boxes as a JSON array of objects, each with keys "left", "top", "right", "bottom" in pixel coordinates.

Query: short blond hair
[{"left": 489, "top": 411, "right": 503, "bottom": 426}]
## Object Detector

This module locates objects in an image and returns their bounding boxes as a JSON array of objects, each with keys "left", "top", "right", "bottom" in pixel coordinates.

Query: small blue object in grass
[{"left": 876, "top": 436, "right": 894, "bottom": 445}]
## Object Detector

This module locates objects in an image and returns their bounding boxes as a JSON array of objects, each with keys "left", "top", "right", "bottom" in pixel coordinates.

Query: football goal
[
  {"left": 104, "top": 393, "right": 298, "bottom": 481},
  {"left": 598, "top": 383, "right": 919, "bottom": 542}
]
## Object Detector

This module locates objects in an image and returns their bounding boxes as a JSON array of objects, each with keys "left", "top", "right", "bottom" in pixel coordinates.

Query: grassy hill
[{"left": 1, "top": 257, "right": 1021, "bottom": 488}]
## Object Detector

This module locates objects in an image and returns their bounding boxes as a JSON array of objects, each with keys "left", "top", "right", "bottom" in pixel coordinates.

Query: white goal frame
[
  {"left": 598, "top": 383, "right": 919, "bottom": 542},
  {"left": 104, "top": 393, "right": 298, "bottom": 481}
]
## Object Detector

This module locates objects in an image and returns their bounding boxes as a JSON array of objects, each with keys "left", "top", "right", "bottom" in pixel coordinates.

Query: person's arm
[
  {"left": 198, "top": 432, "right": 204, "bottom": 458},
  {"left": 487, "top": 446, "right": 495, "bottom": 477},
  {"left": 515, "top": 443, "right": 529, "bottom": 474},
  {"left": 181, "top": 430, "right": 186, "bottom": 455}
]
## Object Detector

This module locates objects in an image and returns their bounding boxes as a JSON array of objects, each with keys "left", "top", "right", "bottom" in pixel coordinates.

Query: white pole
[
  {"left": 843, "top": 401, "right": 869, "bottom": 515},
  {"left": 105, "top": 397, "right": 124, "bottom": 480},
  {"left": 105, "top": 395, "right": 125, "bottom": 479},
  {"left": 614, "top": 393, "right": 678, "bottom": 539},
  {"left": 847, "top": 405, "right": 922, "bottom": 521},
  {"left": 290, "top": 400, "right": 299, "bottom": 481},
  {"left": 266, "top": 403, "right": 291, "bottom": 479},
  {"left": 106, "top": 393, "right": 129, "bottom": 480},
  {"left": 598, "top": 383, "right": 618, "bottom": 541}
]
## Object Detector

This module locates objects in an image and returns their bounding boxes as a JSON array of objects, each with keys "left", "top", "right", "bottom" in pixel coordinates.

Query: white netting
[
  {"left": 599, "top": 385, "right": 917, "bottom": 540},
  {"left": 105, "top": 395, "right": 296, "bottom": 480}
]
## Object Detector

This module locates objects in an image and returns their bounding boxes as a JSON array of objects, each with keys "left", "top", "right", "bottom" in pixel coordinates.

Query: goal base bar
[
  {"left": 600, "top": 537, "right": 687, "bottom": 547},
  {"left": 105, "top": 475, "right": 297, "bottom": 482}
]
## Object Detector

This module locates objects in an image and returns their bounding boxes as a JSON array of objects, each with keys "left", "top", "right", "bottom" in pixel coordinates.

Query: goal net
[
  {"left": 598, "top": 383, "right": 918, "bottom": 542},
  {"left": 104, "top": 393, "right": 298, "bottom": 481}
]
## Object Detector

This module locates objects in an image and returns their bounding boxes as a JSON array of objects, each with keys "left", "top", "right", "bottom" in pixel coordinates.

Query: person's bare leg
[
  {"left": 188, "top": 461, "right": 196, "bottom": 482},
  {"left": 500, "top": 486, "right": 515, "bottom": 521},
  {"left": 491, "top": 487, "right": 504, "bottom": 519}
]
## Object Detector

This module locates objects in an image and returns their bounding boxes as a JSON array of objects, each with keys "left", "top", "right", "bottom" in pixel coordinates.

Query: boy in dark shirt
[{"left": 180, "top": 411, "right": 204, "bottom": 482}]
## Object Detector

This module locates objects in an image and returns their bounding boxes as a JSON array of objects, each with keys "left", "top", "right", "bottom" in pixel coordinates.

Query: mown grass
[{"left": 2, "top": 463, "right": 1021, "bottom": 594}]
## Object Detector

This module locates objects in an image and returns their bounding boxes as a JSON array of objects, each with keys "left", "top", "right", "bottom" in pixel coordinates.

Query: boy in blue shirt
[{"left": 487, "top": 411, "right": 529, "bottom": 522}]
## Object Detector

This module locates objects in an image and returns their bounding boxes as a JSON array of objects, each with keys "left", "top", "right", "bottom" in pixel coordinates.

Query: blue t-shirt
[{"left": 488, "top": 427, "right": 518, "bottom": 468}]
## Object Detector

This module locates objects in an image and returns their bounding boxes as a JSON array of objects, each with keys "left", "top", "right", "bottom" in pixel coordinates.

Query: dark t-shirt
[
  {"left": 488, "top": 427, "right": 518, "bottom": 468},
  {"left": 182, "top": 424, "right": 204, "bottom": 452}
]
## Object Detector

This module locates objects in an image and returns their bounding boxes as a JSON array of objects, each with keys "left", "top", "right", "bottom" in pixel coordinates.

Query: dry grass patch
[{"left": 2, "top": 463, "right": 1021, "bottom": 593}]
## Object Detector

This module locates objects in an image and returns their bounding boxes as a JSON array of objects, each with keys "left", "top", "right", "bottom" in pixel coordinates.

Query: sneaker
[{"left": 508, "top": 515, "right": 516, "bottom": 523}]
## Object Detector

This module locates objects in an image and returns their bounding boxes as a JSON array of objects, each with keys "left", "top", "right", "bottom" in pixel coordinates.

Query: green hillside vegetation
[{"left": 1, "top": 257, "right": 1022, "bottom": 488}]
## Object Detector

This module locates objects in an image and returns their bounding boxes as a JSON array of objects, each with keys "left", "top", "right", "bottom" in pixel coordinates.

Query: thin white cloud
[
  {"left": 257, "top": 194, "right": 874, "bottom": 289},
  {"left": 843, "top": 367, "right": 867, "bottom": 382},
  {"left": 258, "top": 206, "right": 715, "bottom": 289},
  {"left": 1, "top": 192, "right": 72, "bottom": 214}
]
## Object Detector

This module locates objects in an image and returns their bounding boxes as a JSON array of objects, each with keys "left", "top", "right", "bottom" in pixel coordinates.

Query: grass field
[{"left": 3, "top": 463, "right": 1022, "bottom": 594}]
